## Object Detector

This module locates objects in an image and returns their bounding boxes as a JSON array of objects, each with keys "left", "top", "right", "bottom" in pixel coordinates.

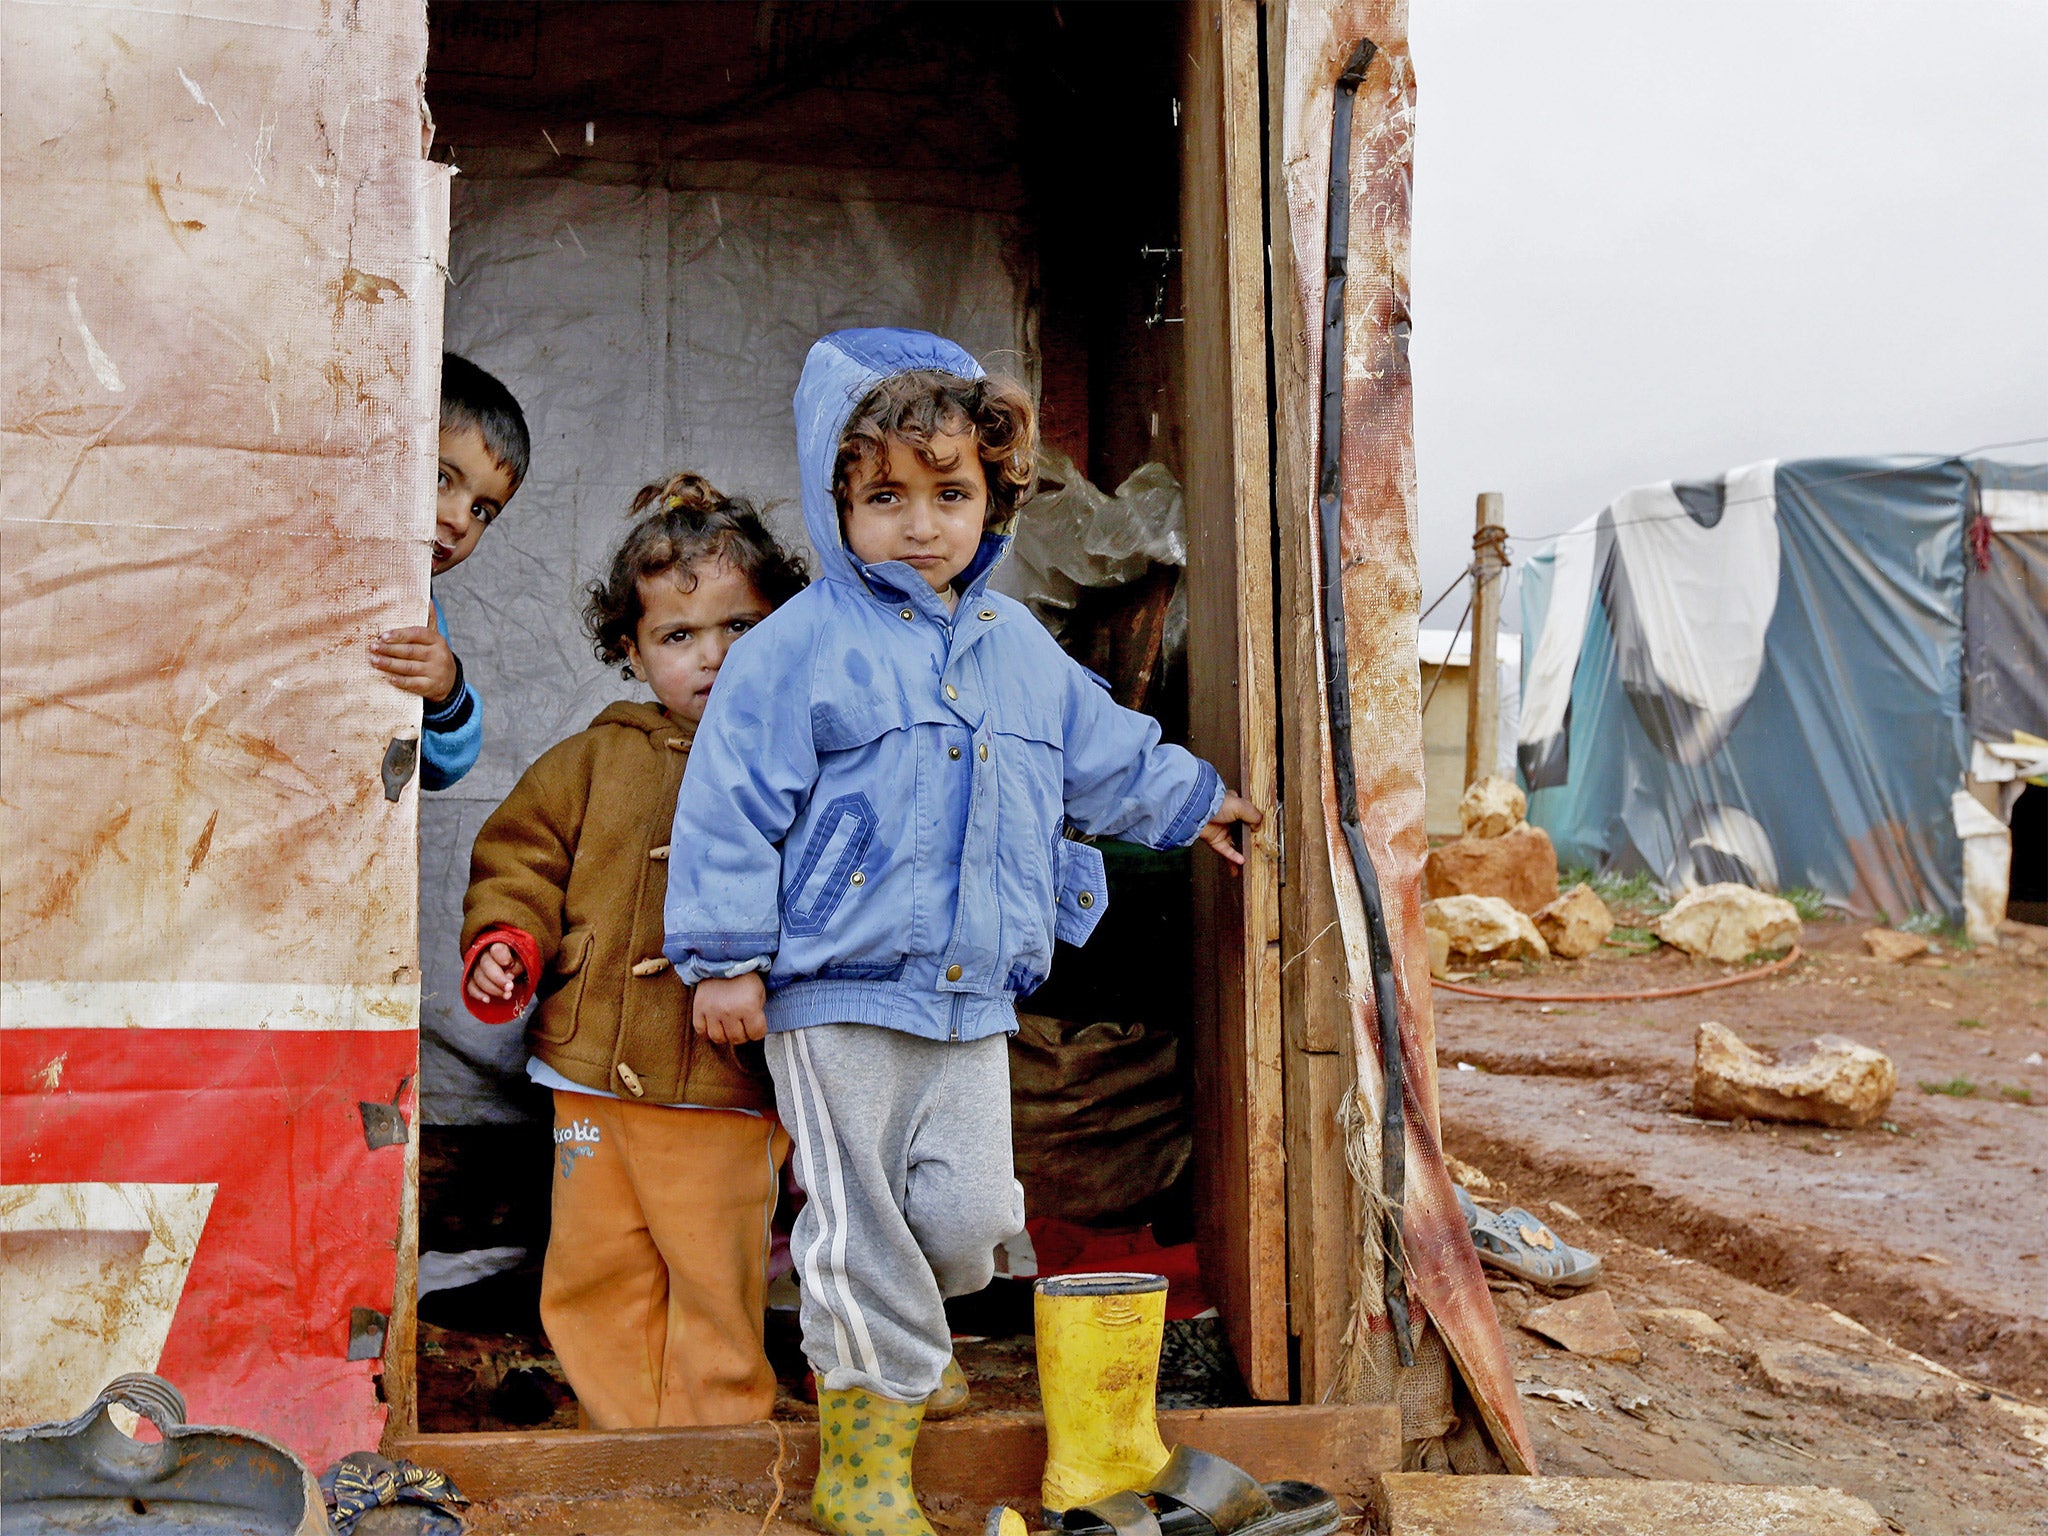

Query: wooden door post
[{"left": 1464, "top": 492, "right": 1508, "bottom": 786}]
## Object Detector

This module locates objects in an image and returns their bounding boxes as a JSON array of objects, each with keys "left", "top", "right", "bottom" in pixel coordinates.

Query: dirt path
[
  {"left": 1435, "top": 917, "right": 2048, "bottom": 1395},
  {"left": 1435, "top": 915, "right": 2048, "bottom": 1532}
]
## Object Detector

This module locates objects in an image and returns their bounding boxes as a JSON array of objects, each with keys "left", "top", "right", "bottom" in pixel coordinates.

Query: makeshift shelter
[
  {"left": 3, "top": 0, "right": 1530, "bottom": 1487},
  {"left": 1517, "top": 456, "right": 2048, "bottom": 932},
  {"left": 1416, "top": 629, "right": 1519, "bottom": 836}
]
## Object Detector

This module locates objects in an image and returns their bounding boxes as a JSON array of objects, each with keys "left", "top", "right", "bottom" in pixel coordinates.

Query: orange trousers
[{"left": 542, "top": 1092, "right": 789, "bottom": 1428}]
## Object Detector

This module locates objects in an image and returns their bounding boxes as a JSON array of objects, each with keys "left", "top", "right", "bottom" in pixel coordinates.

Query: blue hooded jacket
[{"left": 663, "top": 329, "right": 1224, "bottom": 1043}]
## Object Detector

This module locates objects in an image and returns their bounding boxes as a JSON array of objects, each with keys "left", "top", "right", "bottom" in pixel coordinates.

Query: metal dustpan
[{"left": 0, "top": 1373, "right": 327, "bottom": 1536}]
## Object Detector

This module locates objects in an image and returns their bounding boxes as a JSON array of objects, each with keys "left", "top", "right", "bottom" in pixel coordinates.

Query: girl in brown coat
[{"left": 461, "top": 475, "right": 806, "bottom": 1427}]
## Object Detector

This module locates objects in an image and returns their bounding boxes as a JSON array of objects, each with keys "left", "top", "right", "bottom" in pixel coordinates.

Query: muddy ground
[
  {"left": 1437, "top": 913, "right": 2048, "bottom": 1533},
  {"left": 433, "top": 916, "right": 2048, "bottom": 1534}
]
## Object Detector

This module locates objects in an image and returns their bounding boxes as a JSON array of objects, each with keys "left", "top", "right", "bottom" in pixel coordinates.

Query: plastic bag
[{"left": 993, "top": 451, "right": 1186, "bottom": 655}]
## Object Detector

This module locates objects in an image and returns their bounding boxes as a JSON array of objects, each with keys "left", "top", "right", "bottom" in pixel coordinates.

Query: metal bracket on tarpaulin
[
  {"left": 347, "top": 1308, "right": 389, "bottom": 1362},
  {"left": 382, "top": 735, "right": 419, "bottom": 802}
]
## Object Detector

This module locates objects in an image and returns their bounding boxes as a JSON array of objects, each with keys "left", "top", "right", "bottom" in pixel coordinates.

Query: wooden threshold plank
[{"left": 390, "top": 1404, "right": 1400, "bottom": 1505}]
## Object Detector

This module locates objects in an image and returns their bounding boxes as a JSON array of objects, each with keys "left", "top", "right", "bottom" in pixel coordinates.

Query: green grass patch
[
  {"left": 1781, "top": 887, "right": 1830, "bottom": 921},
  {"left": 2000, "top": 1085, "right": 2034, "bottom": 1105},
  {"left": 1955, "top": 1018, "right": 1984, "bottom": 1029},
  {"left": 1894, "top": 910, "right": 1972, "bottom": 948},
  {"left": 1603, "top": 925, "right": 1661, "bottom": 950},
  {"left": 1920, "top": 1076, "right": 1978, "bottom": 1098},
  {"left": 1562, "top": 867, "right": 1668, "bottom": 913}
]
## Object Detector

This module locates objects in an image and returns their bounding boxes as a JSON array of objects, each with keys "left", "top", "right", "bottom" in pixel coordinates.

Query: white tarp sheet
[{"left": 424, "top": 173, "right": 1028, "bottom": 1121}]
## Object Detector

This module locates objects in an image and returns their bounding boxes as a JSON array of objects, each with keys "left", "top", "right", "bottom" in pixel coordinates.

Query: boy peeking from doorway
[
  {"left": 665, "top": 329, "right": 1261, "bottom": 1536},
  {"left": 370, "top": 354, "right": 529, "bottom": 788}
]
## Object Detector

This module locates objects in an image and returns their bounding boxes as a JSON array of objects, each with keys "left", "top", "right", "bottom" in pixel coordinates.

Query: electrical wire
[{"left": 1318, "top": 33, "right": 1414, "bottom": 1368}]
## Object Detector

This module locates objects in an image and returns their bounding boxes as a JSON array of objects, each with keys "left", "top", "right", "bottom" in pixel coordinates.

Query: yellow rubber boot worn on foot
[
  {"left": 1035, "top": 1273, "right": 1172, "bottom": 1515},
  {"left": 812, "top": 1387, "right": 934, "bottom": 1536},
  {"left": 924, "top": 1356, "right": 971, "bottom": 1420}
]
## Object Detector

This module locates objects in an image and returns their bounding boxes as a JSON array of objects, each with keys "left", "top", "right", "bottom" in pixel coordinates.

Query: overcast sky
[{"left": 1406, "top": 0, "right": 2048, "bottom": 625}]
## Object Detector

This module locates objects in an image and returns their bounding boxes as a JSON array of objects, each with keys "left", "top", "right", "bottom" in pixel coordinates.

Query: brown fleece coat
[{"left": 462, "top": 701, "right": 772, "bottom": 1110}]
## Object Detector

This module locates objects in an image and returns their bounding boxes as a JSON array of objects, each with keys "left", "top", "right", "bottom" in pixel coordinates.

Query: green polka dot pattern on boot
[{"left": 811, "top": 1388, "right": 934, "bottom": 1536}]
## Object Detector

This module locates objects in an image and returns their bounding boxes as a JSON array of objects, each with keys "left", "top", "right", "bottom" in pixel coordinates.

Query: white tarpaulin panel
[
  {"left": 424, "top": 173, "right": 1028, "bottom": 1121},
  {"left": 2, "top": 0, "right": 443, "bottom": 1460}
]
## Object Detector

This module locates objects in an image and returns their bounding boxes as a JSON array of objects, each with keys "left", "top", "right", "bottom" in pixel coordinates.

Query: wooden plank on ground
[
  {"left": 1180, "top": 0, "right": 1288, "bottom": 1403},
  {"left": 392, "top": 1404, "right": 1400, "bottom": 1506},
  {"left": 1380, "top": 1473, "right": 1885, "bottom": 1535}
]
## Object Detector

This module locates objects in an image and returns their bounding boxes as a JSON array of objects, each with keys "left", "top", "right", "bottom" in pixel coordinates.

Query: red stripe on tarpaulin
[{"left": 2, "top": 1027, "right": 416, "bottom": 1468}]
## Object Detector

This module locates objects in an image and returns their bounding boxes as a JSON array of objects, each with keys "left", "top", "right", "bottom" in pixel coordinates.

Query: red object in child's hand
[{"left": 462, "top": 926, "right": 540, "bottom": 1023}]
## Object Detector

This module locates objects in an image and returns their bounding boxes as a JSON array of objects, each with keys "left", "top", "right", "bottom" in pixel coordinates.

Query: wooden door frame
[{"left": 1181, "top": 0, "right": 1289, "bottom": 1402}]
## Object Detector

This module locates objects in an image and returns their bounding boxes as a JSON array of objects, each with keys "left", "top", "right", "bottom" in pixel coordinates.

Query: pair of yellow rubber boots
[{"left": 811, "top": 1274, "right": 1172, "bottom": 1536}]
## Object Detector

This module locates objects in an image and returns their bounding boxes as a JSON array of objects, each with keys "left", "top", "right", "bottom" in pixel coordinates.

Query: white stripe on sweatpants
[
  {"left": 784, "top": 1030, "right": 883, "bottom": 1380},
  {"left": 776, "top": 1034, "right": 853, "bottom": 1373}
]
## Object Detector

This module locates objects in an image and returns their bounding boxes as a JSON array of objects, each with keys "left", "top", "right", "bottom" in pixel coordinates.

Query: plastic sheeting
[
  {"left": 1272, "top": 0, "right": 1533, "bottom": 1471},
  {"left": 423, "top": 174, "right": 1029, "bottom": 1123},
  {"left": 990, "top": 450, "right": 1187, "bottom": 657},
  {"left": 1964, "top": 460, "right": 2048, "bottom": 747},
  {"left": 2, "top": 0, "right": 441, "bottom": 1464},
  {"left": 1516, "top": 458, "right": 2045, "bottom": 923}
]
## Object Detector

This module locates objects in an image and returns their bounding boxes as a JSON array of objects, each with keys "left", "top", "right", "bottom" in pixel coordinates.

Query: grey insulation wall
[{"left": 424, "top": 172, "right": 1029, "bottom": 1122}]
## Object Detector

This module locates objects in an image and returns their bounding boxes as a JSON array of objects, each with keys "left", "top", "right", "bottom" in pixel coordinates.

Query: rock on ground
[
  {"left": 1635, "top": 1307, "right": 1736, "bottom": 1354},
  {"left": 1751, "top": 1340, "right": 1955, "bottom": 1419},
  {"left": 1654, "top": 882, "right": 1801, "bottom": 963},
  {"left": 1426, "top": 824, "right": 1560, "bottom": 915},
  {"left": 1381, "top": 1473, "right": 1885, "bottom": 1535},
  {"left": 1861, "top": 927, "right": 1931, "bottom": 964},
  {"left": 1520, "top": 1289, "right": 1642, "bottom": 1363},
  {"left": 1459, "top": 776, "right": 1527, "bottom": 839},
  {"left": 1691, "top": 1021, "right": 1896, "bottom": 1129},
  {"left": 1426, "top": 925, "right": 1452, "bottom": 980},
  {"left": 1534, "top": 884, "right": 1614, "bottom": 959},
  {"left": 1424, "top": 895, "right": 1549, "bottom": 963}
]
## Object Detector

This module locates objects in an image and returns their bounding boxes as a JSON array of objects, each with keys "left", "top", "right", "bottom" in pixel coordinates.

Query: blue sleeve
[
  {"left": 663, "top": 625, "right": 817, "bottom": 983},
  {"left": 1057, "top": 652, "right": 1225, "bottom": 848},
  {"left": 420, "top": 597, "right": 482, "bottom": 791}
]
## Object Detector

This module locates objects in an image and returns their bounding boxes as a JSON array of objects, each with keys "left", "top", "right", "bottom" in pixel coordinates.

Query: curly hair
[
  {"left": 833, "top": 369, "right": 1038, "bottom": 529},
  {"left": 583, "top": 472, "right": 808, "bottom": 678}
]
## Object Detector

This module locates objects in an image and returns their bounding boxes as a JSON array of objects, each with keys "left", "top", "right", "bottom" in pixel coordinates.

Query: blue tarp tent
[{"left": 1516, "top": 456, "right": 2048, "bottom": 924}]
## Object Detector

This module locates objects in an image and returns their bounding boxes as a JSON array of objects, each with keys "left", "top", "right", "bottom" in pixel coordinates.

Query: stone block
[
  {"left": 1534, "top": 884, "right": 1614, "bottom": 959},
  {"left": 1751, "top": 1340, "right": 1954, "bottom": 1419},
  {"left": 1458, "top": 776, "right": 1527, "bottom": 839},
  {"left": 1654, "top": 882, "right": 1800, "bottom": 963},
  {"left": 1520, "top": 1289, "right": 1641, "bottom": 1363},
  {"left": 1692, "top": 1021, "right": 1895, "bottom": 1129},
  {"left": 1861, "top": 927, "right": 1931, "bottom": 964},
  {"left": 1423, "top": 895, "right": 1549, "bottom": 963},
  {"left": 1425, "top": 824, "right": 1560, "bottom": 915}
]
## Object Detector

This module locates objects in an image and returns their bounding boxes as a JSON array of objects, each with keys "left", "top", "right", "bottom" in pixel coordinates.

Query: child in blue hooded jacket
[{"left": 666, "top": 329, "right": 1259, "bottom": 1536}]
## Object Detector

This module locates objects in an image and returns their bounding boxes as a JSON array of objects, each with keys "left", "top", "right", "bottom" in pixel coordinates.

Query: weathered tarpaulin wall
[
  {"left": 1267, "top": 0, "right": 1532, "bottom": 1470},
  {"left": 1518, "top": 457, "right": 2046, "bottom": 924},
  {"left": 1, "top": 0, "right": 444, "bottom": 1464}
]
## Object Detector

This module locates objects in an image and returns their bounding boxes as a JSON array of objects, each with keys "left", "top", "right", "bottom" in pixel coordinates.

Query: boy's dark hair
[
  {"left": 441, "top": 353, "right": 531, "bottom": 491},
  {"left": 834, "top": 370, "right": 1037, "bottom": 528},
  {"left": 584, "top": 473, "right": 809, "bottom": 678}
]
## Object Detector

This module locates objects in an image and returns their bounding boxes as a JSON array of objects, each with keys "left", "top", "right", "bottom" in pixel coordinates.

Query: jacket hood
[
  {"left": 591, "top": 699, "right": 691, "bottom": 743},
  {"left": 793, "top": 328, "right": 987, "bottom": 590}
]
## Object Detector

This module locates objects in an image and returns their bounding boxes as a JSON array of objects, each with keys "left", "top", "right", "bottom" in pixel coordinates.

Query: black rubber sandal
[{"left": 1037, "top": 1447, "right": 1341, "bottom": 1536}]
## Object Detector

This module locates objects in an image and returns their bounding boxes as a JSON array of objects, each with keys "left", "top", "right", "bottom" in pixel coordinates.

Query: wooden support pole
[{"left": 1464, "top": 492, "right": 1507, "bottom": 787}]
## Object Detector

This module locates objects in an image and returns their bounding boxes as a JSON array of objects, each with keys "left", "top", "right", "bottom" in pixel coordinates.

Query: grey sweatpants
[{"left": 767, "top": 1024, "right": 1024, "bottom": 1404}]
